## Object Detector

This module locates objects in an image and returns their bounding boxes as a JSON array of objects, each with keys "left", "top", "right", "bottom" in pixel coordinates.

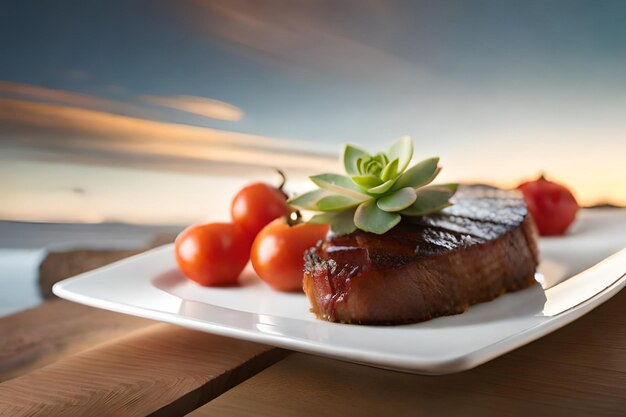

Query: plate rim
[{"left": 53, "top": 244, "right": 626, "bottom": 375}]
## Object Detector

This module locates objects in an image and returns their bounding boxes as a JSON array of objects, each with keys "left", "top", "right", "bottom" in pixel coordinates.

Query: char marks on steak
[{"left": 303, "top": 186, "right": 539, "bottom": 325}]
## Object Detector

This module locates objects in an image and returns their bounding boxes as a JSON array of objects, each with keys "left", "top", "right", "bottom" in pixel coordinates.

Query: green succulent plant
[{"left": 288, "top": 136, "right": 458, "bottom": 235}]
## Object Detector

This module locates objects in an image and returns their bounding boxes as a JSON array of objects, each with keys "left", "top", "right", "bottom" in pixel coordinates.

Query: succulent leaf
[
  {"left": 380, "top": 158, "right": 399, "bottom": 182},
  {"left": 423, "top": 166, "right": 442, "bottom": 187},
  {"left": 317, "top": 194, "right": 369, "bottom": 211},
  {"left": 330, "top": 209, "right": 358, "bottom": 235},
  {"left": 377, "top": 152, "right": 389, "bottom": 167},
  {"left": 343, "top": 145, "right": 369, "bottom": 176},
  {"left": 435, "top": 183, "right": 459, "bottom": 193},
  {"left": 376, "top": 187, "right": 417, "bottom": 212},
  {"left": 367, "top": 178, "right": 396, "bottom": 194},
  {"left": 354, "top": 200, "right": 401, "bottom": 234},
  {"left": 288, "top": 136, "right": 457, "bottom": 236},
  {"left": 308, "top": 212, "right": 336, "bottom": 224},
  {"left": 310, "top": 210, "right": 357, "bottom": 235},
  {"left": 287, "top": 189, "right": 329, "bottom": 210},
  {"left": 388, "top": 135, "right": 413, "bottom": 174},
  {"left": 310, "top": 173, "right": 368, "bottom": 199},
  {"left": 400, "top": 184, "right": 458, "bottom": 216},
  {"left": 364, "top": 159, "right": 382, "bottom": 176},
  {"left": 357, "top": 157, "right": 368, "bottom": 175},
  {"left": 351, "top": 175, "right": 383, "bottom": 189},
  {"left": 393, "top": 157, "right": 440, "bottom": 190}
]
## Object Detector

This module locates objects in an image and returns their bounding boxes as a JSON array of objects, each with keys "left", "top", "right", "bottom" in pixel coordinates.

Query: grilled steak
[{"left": 303, "top": 186, "right": 539, "bottom": 325}]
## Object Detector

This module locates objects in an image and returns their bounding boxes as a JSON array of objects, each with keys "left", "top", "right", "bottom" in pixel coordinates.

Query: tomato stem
[
  {"left": 275, "top": 169, "right": 287, "bottom": 191},
  {"left": 287, "top": 210, "right": 302, "bottom": 226}
]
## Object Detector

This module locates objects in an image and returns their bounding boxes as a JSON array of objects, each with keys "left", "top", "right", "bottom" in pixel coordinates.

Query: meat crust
[{"left": 303, "top": 186, "right": 539, "bottom": 325}]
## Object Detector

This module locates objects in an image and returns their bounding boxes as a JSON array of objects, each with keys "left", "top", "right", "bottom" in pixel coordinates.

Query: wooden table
[{"left": 2, "top": 250, "right": 626, "bottom": 416}]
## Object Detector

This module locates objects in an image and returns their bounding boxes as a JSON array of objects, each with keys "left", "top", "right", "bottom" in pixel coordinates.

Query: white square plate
[{"left": 53, "top": 211, "right": 626, "bottom": 374}]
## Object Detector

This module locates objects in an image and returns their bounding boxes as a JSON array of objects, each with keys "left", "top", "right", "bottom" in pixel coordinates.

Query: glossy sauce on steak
[{"left": 303, "top": 186, "right": 539, "bottom": 325}]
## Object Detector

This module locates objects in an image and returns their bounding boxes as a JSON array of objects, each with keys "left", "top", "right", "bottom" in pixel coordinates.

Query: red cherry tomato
[
  {"left": 251, "top": 218, "right": 329, "bottom": 292},
  {"left": 175, "top": 223, "right": 252, "bottom": 286},
  {"left": 231, "top": 183, "right": 290, "bottom": 237},
  {"left": 518, "top": 175, "right": 579, "bottom": 236}
]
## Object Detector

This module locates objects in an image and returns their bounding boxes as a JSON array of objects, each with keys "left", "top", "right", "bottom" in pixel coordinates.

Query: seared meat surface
[{"left": 303, "top": 186, "right": 539, "bottom": 325}]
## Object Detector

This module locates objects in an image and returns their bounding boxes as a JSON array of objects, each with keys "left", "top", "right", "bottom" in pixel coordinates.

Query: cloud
[
  {"left": 0, "top": 80, "right": 243, "bottom": 123},
  {"left": 0, "top": 80, "right": 157, "bottom": 120},
  {"left": 0, "top": 97, "right": 336, "bottom": 174},
  {"left": 141, "top": 95, "right": 243, "bottom": 121},
  {"left": 0, "top": 80, "right": 118, "bottom": 109},
  {"left": 186, "top": 0, "right": 430, "bottom": 84}
]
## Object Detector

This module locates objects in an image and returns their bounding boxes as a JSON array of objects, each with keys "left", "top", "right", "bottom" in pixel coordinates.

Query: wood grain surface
[
  {"left": 0, "top": 300, "right": 152, "bottom": 382},
  {"left": 191, "top": 288, "right": 626, "bottom": 417},
  {"left": 38, "top": 250, "right": 142, "bottom": 299},
  {"left": 3, "top": 217, "right": 625, "bottom": 415},
  {"left": 38, "top": 235, "right": 175, "bottom": 299},
  {"left": 0, "top": 324, "right": 287, "bottom": 416}
]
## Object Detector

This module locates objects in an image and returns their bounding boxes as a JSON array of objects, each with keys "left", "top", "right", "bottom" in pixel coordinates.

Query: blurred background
[{"left": 1, "top": 0, "right": 626, "bottom": 315}]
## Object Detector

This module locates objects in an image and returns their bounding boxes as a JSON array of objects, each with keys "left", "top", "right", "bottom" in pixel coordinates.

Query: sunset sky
[{"left": 1, "top": 0, "right": 625, "bottom": 224}]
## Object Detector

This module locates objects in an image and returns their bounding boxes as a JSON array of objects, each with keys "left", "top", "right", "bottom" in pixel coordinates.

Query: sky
[{"left": 1, "top": 0, "right": 626, "bottom": 223}]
